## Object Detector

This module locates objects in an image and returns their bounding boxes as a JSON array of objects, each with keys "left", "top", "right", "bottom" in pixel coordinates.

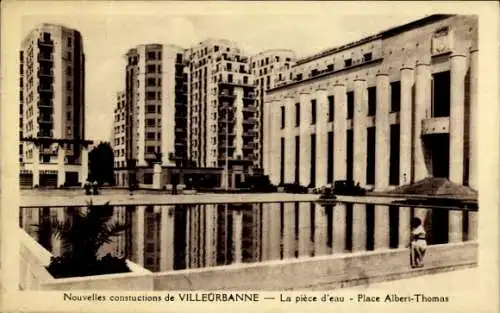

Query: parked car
[
  {"left": 332, "top": 180, "right": 366, "bottom": 196},
  {"left": 239, "top": 175, "right": 278, "bottom": 193},
  {"left": 279, "top": 183, "right": 309, "bottom": 194}
]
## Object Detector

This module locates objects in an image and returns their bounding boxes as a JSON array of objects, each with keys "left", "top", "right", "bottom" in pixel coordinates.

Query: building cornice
[{"left": 268, "top": 58, "right": 382, "bottom": 93}]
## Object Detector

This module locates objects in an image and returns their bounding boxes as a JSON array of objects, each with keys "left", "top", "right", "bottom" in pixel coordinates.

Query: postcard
[{"left": 1, "top": 1, "right": 499, "bottom": 312}]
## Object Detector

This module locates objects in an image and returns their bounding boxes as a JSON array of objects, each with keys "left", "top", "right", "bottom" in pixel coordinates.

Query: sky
[{"left": 16, "top": 2, "right": 427, "bottom": 143}]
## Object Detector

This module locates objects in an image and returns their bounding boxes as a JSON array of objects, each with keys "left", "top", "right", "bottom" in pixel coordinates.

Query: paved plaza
[{"left": 20, "top": 188, "right": 407, "bottom": 207}]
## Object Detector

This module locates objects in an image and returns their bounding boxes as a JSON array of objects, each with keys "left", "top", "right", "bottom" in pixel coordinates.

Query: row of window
[
  {"left": 113, "top": 136, "right": 125, "bottom": 146},
  {"left": 251, "top": 56, "right": 292, "bottom": 69},
  {"left": 293, "top": 52, "right": 373, "bottom": 82},
  {"left": 279, "top": 81, "right": 402, "bottom": 129}
]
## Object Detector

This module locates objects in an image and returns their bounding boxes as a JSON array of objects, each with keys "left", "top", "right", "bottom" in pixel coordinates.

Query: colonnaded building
[
  {"left": 19, "top": 24, "right": 92, "bottom": 188},
  {"left": 264, "top": 14, "right": 478, "bottom": 191}
]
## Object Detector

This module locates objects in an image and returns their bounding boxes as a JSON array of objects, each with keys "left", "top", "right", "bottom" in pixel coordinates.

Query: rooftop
[{"left": 294, "top": 14, "right": 453, "bottom": 66}]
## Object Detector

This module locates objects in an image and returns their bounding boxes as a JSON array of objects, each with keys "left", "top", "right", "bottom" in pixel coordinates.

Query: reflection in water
[{"left": 19, "top": 202, "right": 475, "bottom": 273}]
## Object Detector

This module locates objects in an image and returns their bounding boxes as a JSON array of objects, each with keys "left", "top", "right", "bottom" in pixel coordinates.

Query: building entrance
[{"left": 427, "top": 134, "right": 450, "bottom": 178}]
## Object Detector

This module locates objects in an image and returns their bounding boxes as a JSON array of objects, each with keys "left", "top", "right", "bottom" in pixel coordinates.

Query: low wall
[
  {"left": 19, "top": 228, "right": 154, "bottom": 291},
  {"left": 153, "top": 241, "right": 478, "bottom": 291},
  {"left": 41, "top": 264, "right": 154, "bottom": 291}
]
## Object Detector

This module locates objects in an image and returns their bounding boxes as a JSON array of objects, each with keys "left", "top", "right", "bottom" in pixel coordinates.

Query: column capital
[
  {"left": 415, "top": 60, "right": 431, "bottom": 67},
  {"left": 450, "top": 52, "right": 467, "bottom": 59},
  {"left": 299, "top": 90, "right": 311, "bottom": 95},
  {"left": 375, "top": 71, "right": 389, "bottom": 77},
  {"left": 353, "top": 76, "right": 366, "bottom": 82},
  {"left": 284, "top": 94, "right": 294, "bottom": 99},
  {"left": 400, "top": 65, "right": 414, "bottom": 71},
  {"left": 333, "top": 82, "right": 345, "bottom": 87},
  {"left": 315, "top": 86, "right": 328, "bottom": 92},
  {"left": 470, "top": 47, "right": 478, "bottom": 54}
]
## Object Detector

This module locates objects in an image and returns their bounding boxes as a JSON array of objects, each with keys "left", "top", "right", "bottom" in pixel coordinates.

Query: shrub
[
  {"left": 47, "top": 253, "right": 130, "bottom": 278},
  {"left": 36, "top": 201, "right": 130, "bottom": 278}
]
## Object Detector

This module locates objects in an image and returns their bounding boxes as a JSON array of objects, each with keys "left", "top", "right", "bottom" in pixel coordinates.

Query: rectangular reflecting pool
[{"left": 20, "top": 198, "right": 477, "bottom": 273}]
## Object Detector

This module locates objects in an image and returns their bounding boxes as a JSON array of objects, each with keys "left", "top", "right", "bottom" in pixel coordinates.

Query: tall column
[
  {"left": 353, "top": 79, "right": 367, "bottom": 186},
  {"left": 57, "top": 144, "right": 65, "bottom": 187},
  {"left": 32, "top": 144, "right": 40, "bottom": 187},
  {"left": 400, "top": 67, "right": 414, "bottom": 185},
  {"left": 449, "top": 209, "right": 463, "bottom": 243},
  {"left": 152, "top": 163, "right": 162, "bottom": 189},
  {"left": 261, "top": 203, "right": 270, "bottom": 261},
  {"left": 159, "top": 206, "right": 175, "bottom": 271},
  {"left": 188, "top": 207, "right": 199, "bottom": 268},
  {"left": 263, "top": 100, "right": 272, "bottom": 176},
  {"left": 298, "top": 202, "right": 311, "bottom": 257},
  {"left": 374, "top": 205, "right": 390, "bottom": 249},
  {"left": 232, "top": 209, "right": 243, "bottom": 263},
  {"left": 282, "top": 202, "right": 295, "bottom": 258},
  {"left": 414, "top": 60, "right": 432, "bottom": 181},
  {"left": 299, "top": 92, "right": 311, "bottom": 187},
  {"left": 352, "top": 203, "right": 367, "bottom": 252},
  {"left": 284, "top": 96, "right": 295, "bottom": 184},
  {"left": 268, "top": 203, "right": 282, "bottom": 260},
  {"left": 185, "top": 207, "right": 190, "bottom": 268},
  {"left": 375, "top": 73, "right": 390, "bottom": 190},
  {"left": 449, "top": 53, "right": 468, "bottom": 184},
  {"left": 398, "top": 206, "right": 411, "bottom": 248},
  {"left": 332, "top": 203, "right": 346, "bottom": 253},
  {"left": 135, "top": 206, "right": 146, "bottom": 266},
  {"left": 467, "top": 210, "right": 478, "bottom": 241},
  {"left": 315, "top": 88, "right": 328, "bottom": 187},
  {"left": 314, "top": 203, "right": 328, "bottom": 256},
  {"left": 269, "top": 100, "right": 280, "bottom": 185},
  {"left": 79, "top": 145, "right": 89, "bottom": 185},
  {"left": 204, "top": 204, "right": 217, "bottom": 267},
  {"left": 333, "top": 84, "right": 347, "bottom": 181},
  {"left": 469, "top": 49, "right": 478, "bottom": 190}
]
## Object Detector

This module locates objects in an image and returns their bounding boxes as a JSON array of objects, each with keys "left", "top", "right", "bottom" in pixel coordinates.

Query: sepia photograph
[{"left": 1, "top": 1, "right": 499, "bottom": 313}]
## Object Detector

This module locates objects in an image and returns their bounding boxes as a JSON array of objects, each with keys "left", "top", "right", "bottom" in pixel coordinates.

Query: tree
[
  {"left": 35, "top": 202, "right": 130, "bottom": 278},
  {"left": 88, "top": 142, "right": 115, "bottom": 185}
]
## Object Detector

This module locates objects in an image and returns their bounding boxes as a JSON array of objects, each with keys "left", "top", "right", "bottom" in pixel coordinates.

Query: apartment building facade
[
  {"left": 113, "top": 44, "right": 188, "bottom": 187},
  {"left": 250, "top": 50, "right": 296, "bottom": 169},
  {"left": 264, "top": 14, "right": 478, "bottom": 191},
  {"left": 19, "top": 24, "right": 91, "bottom": 188},
  {"left": 187, "top": 39, "right": 259, "bottom": 188}
]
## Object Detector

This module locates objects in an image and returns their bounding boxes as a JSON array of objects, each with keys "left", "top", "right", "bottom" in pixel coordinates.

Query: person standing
[{"left": 410, "top": 217, "right": 427, "bottom": 268}]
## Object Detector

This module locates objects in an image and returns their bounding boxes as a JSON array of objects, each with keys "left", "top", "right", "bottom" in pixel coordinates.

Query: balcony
[
  {"left": 242, "top": 143, "right": 254, "bottom": 150},
  {"left": 421, "top": 116, "right": 450, "bottom": 135},
  {"left": 219, "top": 91, "right": 236, "bottom": 98},
  {"left": 218, "top": 129, "right": 235, "bottom": 137},
  {"left": 38, "top": 86, "right": 53, "bottom": 93},
  {"left": 37, "top": 69, "right": 53, "bottom": 77},
  {"left": 38, "top": 116, "right": 53, "bottom": 124},
  {"left": 37, "top": 39, "right": 53, "bottom": 47},
  {"left": 218, "top": 141, "right": 235, "bottom": 148},
  {"left": 242, "top": 129, "right": 256, "bottom": 137},
  {"left": 38, "top": 102, "right": 53, "bottom": 109},
  {"left": 18, "top": 192, "right": 477, "bottom": 291},
  {"left": 37, "top": 53, "right": 53, "bottom": 62},
  {"left": 218, "top": 117, "right": 235, "bottom": 125},
  {"left": 242, "top": 105, "right": 256, "bottom": 113}
]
